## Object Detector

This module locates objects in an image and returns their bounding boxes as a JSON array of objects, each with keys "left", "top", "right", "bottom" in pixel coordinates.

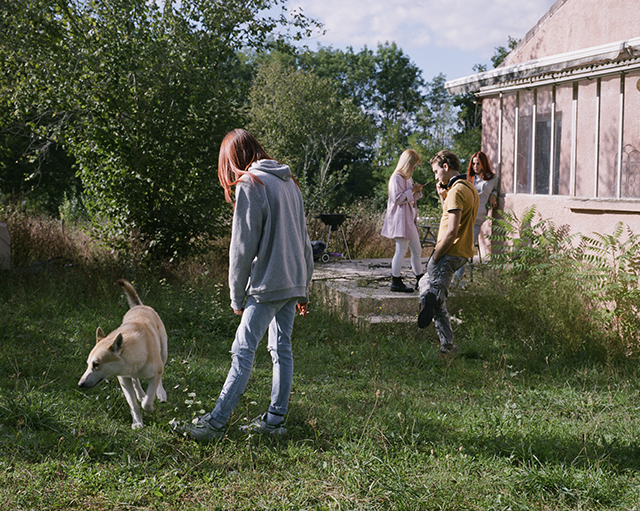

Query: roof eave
[{"left": 445, "top": 36, "right": 640, "bottom": 96}]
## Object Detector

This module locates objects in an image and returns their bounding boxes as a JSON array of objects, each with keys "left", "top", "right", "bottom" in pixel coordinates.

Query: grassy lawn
[{"left": 1, "top": 267, "right": 640, "bottom": 510}]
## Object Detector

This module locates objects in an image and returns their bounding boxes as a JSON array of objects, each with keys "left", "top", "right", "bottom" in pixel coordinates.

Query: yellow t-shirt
[{"left": 437, "top": 178, "right": 479, "bottom": 258}]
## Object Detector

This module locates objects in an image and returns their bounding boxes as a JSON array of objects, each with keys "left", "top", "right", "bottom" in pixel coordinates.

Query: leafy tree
[
  {"left": 295, "top": 43, "right": 424, "bottom": 126},
  {"left": 491, "top": 36, "right": 520, "bottom": 68},
  {"left": 451, "top": 37, "right": 520, "bottom": 166},
  {"left": 291, "top": 43, "right": 426, "bottom": 189},
  {"left": 0, "top": 105, "right": 79, "bottom": 216},
  {"left": 0, "top": 0, "right": 319, "bottom": 260},
  {"left": 452, "top": 64, "right": 485, "bottom": 165},
  {"left": 416, "top": 73, "right": 457, "bottom": 149},
  {"left": 248, "top": 61, "right": 372, "bottom": 214}
]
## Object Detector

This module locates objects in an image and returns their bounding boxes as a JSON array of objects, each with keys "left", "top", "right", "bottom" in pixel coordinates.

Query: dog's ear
[
  {"left": 96, "top": 327, "right": 106, "bottom": 344},
  {"left": 110, "top": 333, "right": 124, "bottom": 354}
]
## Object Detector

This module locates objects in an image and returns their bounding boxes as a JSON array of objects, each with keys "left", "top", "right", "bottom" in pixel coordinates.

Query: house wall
[
  {"left": 479, "top": 1, "right": 640, "bottom": 245},
  {"left": 504, "top": 0, "right": 640, "bottom": 66},
  {"left": 483, "top": 70, "right": 640, "bottom": 240}
]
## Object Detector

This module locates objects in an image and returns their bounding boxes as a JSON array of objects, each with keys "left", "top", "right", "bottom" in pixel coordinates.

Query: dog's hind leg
[
  {"left": 118, "top": 376, "right": 144, "bottom": 429},
  {"left": 156, "top": 379, "right": 167, "bottom": 403},
  {"left": 132, "top": 379, "right": 146, "bottom": 402},
  {"left": 141, "top": 373, "right": 163, "bottom": 413}
]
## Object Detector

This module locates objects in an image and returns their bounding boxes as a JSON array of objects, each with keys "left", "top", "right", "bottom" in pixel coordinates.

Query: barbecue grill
[{"left": 315, "top": 213, "right": 351, "bottom": 262}]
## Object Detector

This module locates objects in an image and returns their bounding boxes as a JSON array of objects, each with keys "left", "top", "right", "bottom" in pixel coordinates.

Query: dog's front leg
[{"left": 118, "top": 376, "right": 144, "bottom": 429}]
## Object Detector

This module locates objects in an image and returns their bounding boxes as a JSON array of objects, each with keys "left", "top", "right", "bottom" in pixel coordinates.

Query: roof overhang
[{"left": 445, "top": 36, "right": 640, "bottom": 96}]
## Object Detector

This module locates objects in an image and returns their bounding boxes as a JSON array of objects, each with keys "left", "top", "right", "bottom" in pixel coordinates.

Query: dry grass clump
[
  {"left": 1, "top": 207, "right": 108, "bottom": 268},
  {"left": 1, "top": 198, "right": 403, "bottom": 275},
  {"left": 307, "top": 201, "right": 395, "bottom": 259},
  {"left": 166, "top": 236, "right": 231, "bottom": 285}
]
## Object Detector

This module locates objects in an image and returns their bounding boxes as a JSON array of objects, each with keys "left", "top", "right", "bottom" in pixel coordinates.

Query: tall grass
[
  {"left": 1, "top": 209, "right": 640, "bottom": 509},
  {"left": 2, "top": 204, "right": 106, "bottom": 267}
]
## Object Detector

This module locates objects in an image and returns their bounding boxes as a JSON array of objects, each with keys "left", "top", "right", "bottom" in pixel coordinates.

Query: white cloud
[{"left": 289, "top": 0, "right": 557, "bottom": 77}]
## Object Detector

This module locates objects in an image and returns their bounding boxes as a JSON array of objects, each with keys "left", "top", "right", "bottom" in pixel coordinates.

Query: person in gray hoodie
[{"left": 171, "top": 129, "right": 313, "bottom": 441}]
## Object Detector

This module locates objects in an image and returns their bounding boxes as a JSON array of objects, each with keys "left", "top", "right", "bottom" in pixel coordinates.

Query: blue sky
[{"left": 284, "top": 0, "right": 558, "bottom": 83}]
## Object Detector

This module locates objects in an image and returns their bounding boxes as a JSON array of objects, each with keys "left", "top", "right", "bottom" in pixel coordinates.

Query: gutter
[{"left": 445, "top": 37, "right": 640, "bottom": 96}]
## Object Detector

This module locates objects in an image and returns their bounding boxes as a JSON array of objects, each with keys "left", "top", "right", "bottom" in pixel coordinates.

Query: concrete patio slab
[
  {"left": 310, "top": 256, "right": 482, "bottom": 327},
  {"left": 309, "top": 258, "right": 425, "bottom": 327}
]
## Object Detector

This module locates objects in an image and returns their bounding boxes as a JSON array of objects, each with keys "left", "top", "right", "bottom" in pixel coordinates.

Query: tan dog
[{"left": 78, "top": 279, "right": 168, "bottom": 429}]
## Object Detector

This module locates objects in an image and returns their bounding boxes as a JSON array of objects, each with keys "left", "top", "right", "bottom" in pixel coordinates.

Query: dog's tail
[{"left": 117, "top": 279, "right": 143, "bottom": 308}]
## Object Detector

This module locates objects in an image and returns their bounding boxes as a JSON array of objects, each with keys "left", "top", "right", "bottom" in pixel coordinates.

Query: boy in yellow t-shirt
[{"left": 418, "top": 150, "right": 479, "bottom": 355}]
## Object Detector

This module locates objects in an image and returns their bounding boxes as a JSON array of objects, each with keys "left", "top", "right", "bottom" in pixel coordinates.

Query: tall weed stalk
[
  {"left": 485, "top": 206, "right": 608, "bottom": 361},
  {"left": 578, "top": 223, "right": 640, "bottom": 357}
]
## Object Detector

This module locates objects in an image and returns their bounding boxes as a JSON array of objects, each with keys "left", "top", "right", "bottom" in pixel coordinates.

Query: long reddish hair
[
  {"left": 218, "top": 129, "right": 272, "bottom": 203},
  {"left": 467, "top": 151, "right": 495, "bottom": 182}
]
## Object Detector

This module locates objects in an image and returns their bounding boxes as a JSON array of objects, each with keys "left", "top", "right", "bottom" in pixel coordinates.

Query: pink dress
[{"left": 381, "top": 173, "right": 422, "bottom": 239}]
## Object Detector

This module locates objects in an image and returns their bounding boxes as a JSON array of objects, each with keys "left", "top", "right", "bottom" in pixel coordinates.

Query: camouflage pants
[{"left": 418, "top": 255, "right": 467, "bottom": 348}]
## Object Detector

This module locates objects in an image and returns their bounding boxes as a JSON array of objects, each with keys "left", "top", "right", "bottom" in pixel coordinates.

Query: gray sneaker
[
  {"left": 439, "top": 344, "right": 458, "bottom": 357},
  {"left": 239, "top": 413, "right": 287, "bottom": 436},
  {"left": 170, "top": 414, "right": 224, "bottom": 442}
]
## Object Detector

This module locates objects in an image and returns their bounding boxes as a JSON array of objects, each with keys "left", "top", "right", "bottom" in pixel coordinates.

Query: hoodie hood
[{"left": 248, "top": 159, "right": 292, "bottom": 182}]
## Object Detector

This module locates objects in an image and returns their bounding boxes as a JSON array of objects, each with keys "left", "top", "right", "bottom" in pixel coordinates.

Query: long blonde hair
[{"left": 394, "top": 149, "right": 421, "bottom": 179}]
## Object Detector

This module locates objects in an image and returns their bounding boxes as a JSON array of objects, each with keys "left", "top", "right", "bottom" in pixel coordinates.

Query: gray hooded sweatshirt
[{"left": 229, "top": 159, "right": 314, "bottom": 311}]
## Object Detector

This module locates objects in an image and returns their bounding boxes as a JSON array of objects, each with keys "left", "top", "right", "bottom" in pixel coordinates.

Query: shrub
[{"left": 578, "top": 223, "right": 640, "bottom": 358}]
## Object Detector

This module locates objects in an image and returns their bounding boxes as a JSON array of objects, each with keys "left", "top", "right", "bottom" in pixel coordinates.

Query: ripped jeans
[
  {"left": 209, "top": 296, "right": 297, "bottom": 426},
  {"left": 418, "top": 255, "right": 467, "bottom": 348}
]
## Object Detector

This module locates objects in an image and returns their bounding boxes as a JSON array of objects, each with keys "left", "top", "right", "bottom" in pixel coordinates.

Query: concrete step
[{"left": 310, "top": 258, "right": 422, "bottom": 326}]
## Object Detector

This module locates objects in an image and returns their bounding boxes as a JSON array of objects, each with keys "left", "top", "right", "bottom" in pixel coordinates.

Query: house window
[
  {"left": 516, "top": 91, "right": 533, "bottom": 194},
  {"left": 535, "top": 114, "right": 562, "bottom": 195},
  {"left": 515, "top": 90, "right": 563, "bottom": 196},
  {"left": 622, "top": 145, "right": 640, "bottom": 198}
]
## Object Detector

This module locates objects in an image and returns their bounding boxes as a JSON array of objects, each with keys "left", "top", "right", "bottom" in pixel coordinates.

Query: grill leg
[{"left": 339, "top": 225, "right": 351, "bottom": 260}]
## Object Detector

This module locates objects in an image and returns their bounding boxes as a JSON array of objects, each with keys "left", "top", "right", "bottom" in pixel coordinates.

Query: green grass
[{"left": 1, "top": 267, "right": 640, "bottom": 510}]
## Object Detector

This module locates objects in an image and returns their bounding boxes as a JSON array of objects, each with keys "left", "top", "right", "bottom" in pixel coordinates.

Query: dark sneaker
[
  {"left": 439, "top": 344, "right": 458, "bottom": 357},
  {"left": 170, "top": 414, "right": 224, "bottom": 442},
  {"left": 239, "top": 413, "right": 287, "bottom": 436},
  {"left": 418, "top": 292, "right": 437, "bottom": 328}
]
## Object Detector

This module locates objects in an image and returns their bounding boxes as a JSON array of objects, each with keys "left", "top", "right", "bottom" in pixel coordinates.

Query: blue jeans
[
  {"left": 418, "top": 255, "right": 467, "bottom": 348},
  {"left": 209, "top": 296, "right": 297, "bottom": 426}
]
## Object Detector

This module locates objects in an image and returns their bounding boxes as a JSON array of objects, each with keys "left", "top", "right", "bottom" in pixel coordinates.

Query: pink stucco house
[{"left": 446, "top": 0, "right": 640, "bottom": 253}]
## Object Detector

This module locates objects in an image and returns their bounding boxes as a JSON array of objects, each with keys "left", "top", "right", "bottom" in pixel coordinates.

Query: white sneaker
[
  {"left": 239, "top": 413, "right": 287, "bottom": 436},
  {"left": 170, "top": 414, "right": 224, "bottom": 442}
]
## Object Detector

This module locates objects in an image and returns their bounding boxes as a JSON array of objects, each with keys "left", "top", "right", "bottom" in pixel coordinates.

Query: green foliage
[
  {"left": 485, "top": 207, "right": 640, "bottom": 360},
  {"left": 295, "top": 42, "right": 424, "bottom": 127},
  {"left": 489, "top": 206, "right": 577, "bottom": 277},
  {"left": 0, "top": 0, "right": 320, "bottom": 261},
  {"left": 248, "top": 60, "right": 373, "bottom": 214},
  {"left": 484, "top": 207, "right": 602, "bottom": 359},
  {"left": 0, "top": 105, "right": 80, "bottom": 217},
  {"left": 280, "top": 43, "right": 430, "bottom": 198},
  {"left": 491, "top": 36, "right": 520, "bottom": 68}
]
